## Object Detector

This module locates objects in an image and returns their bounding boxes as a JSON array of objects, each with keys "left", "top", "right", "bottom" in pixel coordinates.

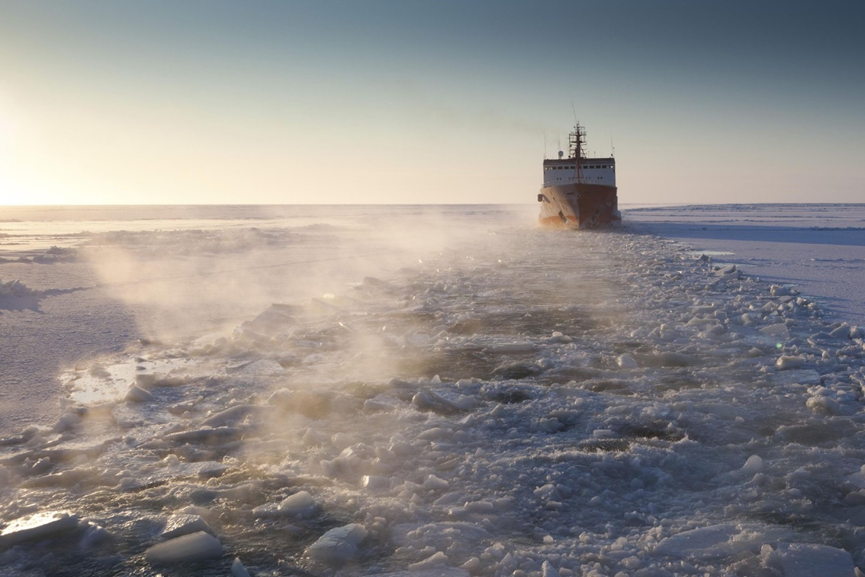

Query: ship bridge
[{"left": 543, "top": 157, "right": 616, "bottom": 188}]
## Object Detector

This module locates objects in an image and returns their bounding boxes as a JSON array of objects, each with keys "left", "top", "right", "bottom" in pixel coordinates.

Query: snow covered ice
[{"left": 1, "top": 204, "right": 865, "bottom": 576}]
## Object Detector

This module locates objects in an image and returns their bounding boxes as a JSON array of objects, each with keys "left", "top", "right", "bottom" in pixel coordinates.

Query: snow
[
  {"left": 1, "top": 203, "right": 865, "bottom": 575},
  {"left": 627, "top": 203, "right": 865, "bottom": 325}
]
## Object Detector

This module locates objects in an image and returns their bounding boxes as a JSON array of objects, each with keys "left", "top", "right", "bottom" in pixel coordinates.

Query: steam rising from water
[{"left": 82, "top": 206, "right": 531, "bottom": 342}]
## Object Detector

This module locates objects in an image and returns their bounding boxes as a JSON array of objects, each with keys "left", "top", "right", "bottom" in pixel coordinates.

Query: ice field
[{"left": 1, "top": 204, "right": 865, "bottom": 576}]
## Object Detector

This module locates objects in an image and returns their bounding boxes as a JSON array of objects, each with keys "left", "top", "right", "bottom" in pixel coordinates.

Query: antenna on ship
[{"left": 569, "top": 121, "right": 586, "bottom": 183}]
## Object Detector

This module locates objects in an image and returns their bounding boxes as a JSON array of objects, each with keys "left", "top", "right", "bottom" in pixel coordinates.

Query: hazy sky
[{"left": 1, "top": 1, "right": 863, "bottom": 205}]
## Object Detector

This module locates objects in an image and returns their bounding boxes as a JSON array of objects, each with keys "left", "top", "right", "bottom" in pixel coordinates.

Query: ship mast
[{"left": 569, "top": 123, "right": 586, "bottom": 183}]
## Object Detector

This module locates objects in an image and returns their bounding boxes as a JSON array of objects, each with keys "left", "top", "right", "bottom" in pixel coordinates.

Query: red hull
[{"left": 538, "top": 183, "right": 620, "bottom": 229}]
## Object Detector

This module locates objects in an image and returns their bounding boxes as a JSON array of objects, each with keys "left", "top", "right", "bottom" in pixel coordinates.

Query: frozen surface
[
  {"left": 626, "top": 203, "right": 865, "bottom": 325},
  {"left": 1, "top": 203, "right": 865, "bottom": 576},
  {"left": 144, "top": 531, "right": 223, "bottom": 565}
]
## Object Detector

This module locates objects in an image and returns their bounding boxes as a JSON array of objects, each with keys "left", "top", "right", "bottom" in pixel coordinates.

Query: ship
[{"left": 537, "top": 123, "right": 620, "bottom": 229}]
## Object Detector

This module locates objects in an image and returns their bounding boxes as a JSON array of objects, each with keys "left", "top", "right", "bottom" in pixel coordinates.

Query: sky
[{"left": 0, "top": 0, "right": 863, "bottom": 206}]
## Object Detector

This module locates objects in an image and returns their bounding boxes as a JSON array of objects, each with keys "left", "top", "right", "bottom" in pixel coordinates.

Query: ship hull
[{"left": 538, "top": 183, "right": 620, "bottom": 229}]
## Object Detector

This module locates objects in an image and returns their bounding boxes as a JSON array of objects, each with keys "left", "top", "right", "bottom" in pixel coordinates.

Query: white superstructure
[{"left": 542, "top": 158, "right": 616, "bottom": 188}]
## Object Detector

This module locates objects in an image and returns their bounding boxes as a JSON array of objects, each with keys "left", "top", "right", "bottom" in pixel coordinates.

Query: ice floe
[{"left": 3, "top": 224, "right": 865, "bottom": 576}]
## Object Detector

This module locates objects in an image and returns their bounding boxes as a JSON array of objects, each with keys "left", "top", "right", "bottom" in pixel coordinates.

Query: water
[{"left": 1, "top": 205, "right": 865, "bottom": 576}]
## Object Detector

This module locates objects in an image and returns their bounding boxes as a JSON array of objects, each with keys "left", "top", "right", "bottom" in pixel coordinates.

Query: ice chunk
[
  {"left": 0, "top": 511, "right": 80, "bottom": 547},
  {"left": 408, "top": 551, "right": 449, "bottom": 571},
  {"left": 412, "top": 390, "right": 462, "bottom": 414},
  {"left": 231, "top": 557, "right": 252, "bottom": 577},
  {"left": 616, "top": 354, "right": 638, "bottom": 369},
  {"left": 655, "top": 524, "right": 738, "bottom": 559},
  {"left": 363, "top": 395, "right": 400, "bottom": 412},
  {"left": 376, "top": 570, "right": 469, "bottom": 577},
  {"left": 201, "top": 405, "right": 266, "bottom": 428},
  {"left": 251, "top": 503, "right": 282, "bottom": 518},
  {"left": 806, "top": 395, "right": 844, "bottom": 415},
  {"left": 145, "top": 531, "right": 223, "bottom": 564},
  {"left": 542, "top": 560, "right": 562, "bottom": 577},
  {"left": 759, "top": 323, "right": 789, "bottom": 339},
  {"left": 715, "top": 264, "right": 740, "bottom": 278},
  {"left": 547, "top": 332, "right": 572, "bottom": 344},
  {"left": 331, "top": 432, "right": 358, "bottom": 450},
  {"left": 164, "top": 427, "right": 244, "bottom": 445},
  {"left": 829, "top": 324, "right": 851, "bottom": 339},
  {"left": 361, "top": 475, "right": 390, "bottom": 491},
  {"left": 463, "top": 500, "right": 495, "bottom": 513},
  {"left": 79, "top": 523, "right": 111, "bottom": 549},
  {"left": 125, "top": 385, "right": 154, "bottom": 403},
  {"left": 241, "top": 306, "right": 296, "bottom": 337},
  {"left": 741, "top": 455, "right": 763, "bottom": 474},
  {"left": 305, "top": 523, "right": 368, "bottom": 564},
  {"left": 423, "top": 474, "right": 450, "bottom": 491},
  {"left": 391, "top": 522, "right": 491, "bottom": 548},
  {"left": 277, "top": 491, "right": 316, "bottom": 517},
  {"left": 653, "top": 351, "right": 697, "bottom": 367},
  {"left": 160, "top": 514, "right": 212, "bottom": 540},
  {"left": 776, "top": 355, "right": 806, "bottom": 370},
  {"left": 487, "top": 343, "right": 537, "bottom": 354},
  {"left": 764, "top": 543, "right": 854, "bottom": 577}
]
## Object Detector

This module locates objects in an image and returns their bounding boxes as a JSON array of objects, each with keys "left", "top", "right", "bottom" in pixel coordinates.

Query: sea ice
[
  {"left": 6, "top": 206, "right": 865, "bottom": 576},
  {"left": 764, "top": 543, "right": 854, "bottom": 577},
  {"left": 305, "top": 523, "right": 368, "bottom": 564},
  {"left": 377, "top": 569, "right": 469, "bottom": 577},
  {"left": 0, "top": 511, "right": 80, "bottom": 547},
  {"left": 160, "top": 513, "right": 213, "bottom": 539},
  {"left": 125, "top": 385, "right": 154, "bottom": 403},
  {"left": 741, "top": 454, "right": 763, "bottom": 474},
  {"left": 542, "top": 560, "right": 562, "bottom": 577},
  {"left": 144, "top": 531, "right": 223, "bottom": 564},
  {"left": 759, "top": 323, "right": 790, "bottom": 338},
  {"left": 277, "top": 490, "right": 316, "bottom": 517},
  {"left": 231, "top": 557, "right": 252, "bottom": 577},
  {"left": 78, "top": 523, "right": 110, "bottom": 549},
  {"left": 776, "top": 355, "right": 806, "bottom": 369},
  {"left": 654, "top": 524, "right": 739, "bottom": 560}
]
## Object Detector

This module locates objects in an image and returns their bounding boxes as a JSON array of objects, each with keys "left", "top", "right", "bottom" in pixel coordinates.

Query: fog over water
[{"left": 1, "top": 204, "right": 865, "bottom": 576}]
